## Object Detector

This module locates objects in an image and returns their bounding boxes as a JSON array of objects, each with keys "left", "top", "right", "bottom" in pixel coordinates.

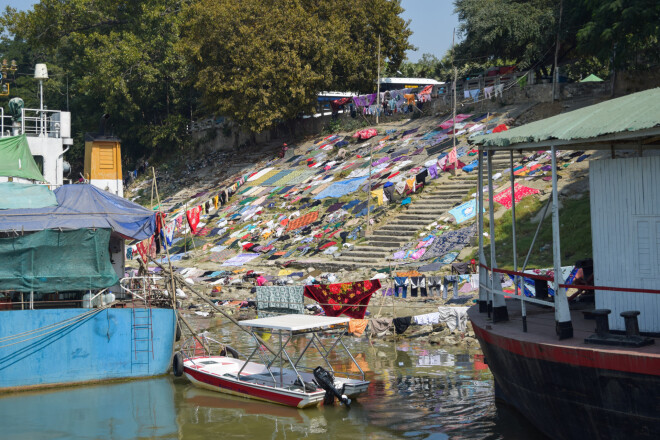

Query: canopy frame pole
[
  {"left": 551, "top": 146, "right": 573, "bottom": 339},
  {"left": 477, "top": 146, "right": 488, "bottom": 313},
  {"left": 510, "top": 151, "right": 526, "bottom": 331},
  {"left": 488, "top": 151, "right": 508, "bottom": 322}
]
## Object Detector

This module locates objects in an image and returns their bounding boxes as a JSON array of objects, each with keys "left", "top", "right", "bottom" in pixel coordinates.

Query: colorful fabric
[
  {"left": 493, "top": 183, "right": 540, "bottom": 209},
  {"left": 221, "top": 253, "right": 260, "bottom": 267},
  {"left": 256, "top": 285, "right": 304, "bottom": 318},
  {"left": 136, "top": 236, "right": 153, "bottom": 262},
  {"left": 186, "top": 206, "right": 201, "bottom": 234},
  {"left": 304, "top": 279, "right": 381, "bottom": 319},
  {"left": 313, "top": 177, "right": 368, "bottom": 200},
  {"left": 348, "top": 319, "right": 369, "bottom": 337},
  {"left": 286, "top": 210, "right": 319, "bottom": 231},
  {"left": 449, "top": 199, "right": 481, "bottom": 224},
  {"left": 352, "top": 128, "right": 378, "bottom": 140},
  {"left": 420, "top": 224, "right": 476, "bottom": 261}
]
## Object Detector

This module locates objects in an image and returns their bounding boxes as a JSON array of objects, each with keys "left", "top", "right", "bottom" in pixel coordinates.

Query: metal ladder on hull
[{"left": 131, "top": 281, "right": 154, "bottom": 373}]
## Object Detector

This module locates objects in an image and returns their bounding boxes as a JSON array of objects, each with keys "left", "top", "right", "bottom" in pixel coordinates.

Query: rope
[{"left": 0, "top": 302, "right": 117, "bottom": 349}]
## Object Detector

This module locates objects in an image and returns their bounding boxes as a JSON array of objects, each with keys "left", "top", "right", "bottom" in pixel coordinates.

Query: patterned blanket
[{"left": 304, "top": 279, "right": 381, "bottom": 319}]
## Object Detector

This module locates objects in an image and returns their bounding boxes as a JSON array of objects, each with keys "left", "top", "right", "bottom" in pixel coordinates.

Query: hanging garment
[
  {"left": 369, "top": 318, "right": 393, "bottom": 337},
  {"left": 256, "top": 286, "right": 305, "bottom": 318},
  {"left": 428, "top": 164, "right": 438, "bottom": 179},
  {"left": 484, "top": 86, "right": 494, "bottom": 99},
  {"left": 393, "top": 317, "right": 412, "bottom": 334},
  {"left": 135, "top": 236, "right": 153, "bottom": 262},
  {"left": 370, "top": 188, "right": 384, "bottom": 206},
  {"left": 163, "top": 222, "right": 174, "bottom": 246},
  {"left": 452, "top": 262, "right": 470, "bottom": 275},
  {"left": 437, "top": 306, "right": 469, "bottom": 332},
  {"left": 443, "top": 275, "right": 459, "bottom": 300},
  {"left": 469, "top": 89, "right": 480, "bottom": 102},
  {"left": 463, "top": 90, "right": 470, "bottom": 99},
  {"left": 413, "top": 312, "right": 441, "bottom": 326},
  {"left": 186, "top": 206, "right": 201, "bottom": 235},
  {"left": 394, "top": 277, "right": 408, "bottom": 298},
  {"left": 495, "top": 84, "right": 504, "bottom": 97},
  {"left": 447, "top": 147, "right": 457, "bottom": 165},
  {"left": 348, "top": 319, "right": 369, "bottom": 337},
  {"left": 426, "top": 276, "right": 443, "bottom": 297},
  {"left": 303, "top": 279, "right": 381, "bottom": 319}
]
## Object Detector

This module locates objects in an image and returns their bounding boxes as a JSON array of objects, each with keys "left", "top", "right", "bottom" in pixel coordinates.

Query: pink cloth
[
  {"left": 256, "top": 275, "right": 268, "bottom": 286},
  {"left": 493, "top": 183, "right": 540, "bottom": 209},
  {"left": 352, "top": 128, "right": 378, "bottom": 140},
  {"left": 447, "top": 147, "right": 457, "bottom": 164}
]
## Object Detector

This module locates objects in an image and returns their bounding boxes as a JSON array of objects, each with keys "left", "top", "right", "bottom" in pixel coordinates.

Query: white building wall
[{"left": 590, "top": 156, "right": 660, "bottom": 332}]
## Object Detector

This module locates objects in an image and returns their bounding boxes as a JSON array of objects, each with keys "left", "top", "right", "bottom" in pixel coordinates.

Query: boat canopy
[
  {"left": 472, "top": 87, "right": 660, "bottom": 151},
  {"left": 0, "top": 134, "right": 46, "bottom": 182},
  {"left": 0, "top": 184, "right": 156, "bottom": 240}
]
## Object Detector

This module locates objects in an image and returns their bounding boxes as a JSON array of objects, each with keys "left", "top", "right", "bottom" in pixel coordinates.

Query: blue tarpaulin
[
  {"left": 313, "top": 177, "right": 368, "bottom": 200},
  {"left": 0, "top": 184, "right": 155, "bottom": 240}
]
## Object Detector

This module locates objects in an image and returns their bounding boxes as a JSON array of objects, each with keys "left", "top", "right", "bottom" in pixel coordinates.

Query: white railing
[{"left": 20, "top": 108, "right": 65, "bottom": 138}]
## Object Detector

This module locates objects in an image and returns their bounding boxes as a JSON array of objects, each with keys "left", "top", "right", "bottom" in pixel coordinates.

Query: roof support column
[
  {"left": 477, "top": 146, "right": 487, "bottom": 313},
  {"left": 488, "top": 151, "right": 508, "bottom": 322},
  {"left": 511, "top": 150, "right": 526, "bottom": 332},
  {"left": 551, "top": 146, "right": 573, "bottom": 339}
]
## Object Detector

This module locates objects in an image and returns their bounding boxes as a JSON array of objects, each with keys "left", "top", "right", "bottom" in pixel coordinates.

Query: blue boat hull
[{"left": 0, "top": 308, "right": 176, "bottom": 391}]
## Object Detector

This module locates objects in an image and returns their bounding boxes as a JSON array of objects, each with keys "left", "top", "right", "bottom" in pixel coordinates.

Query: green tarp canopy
[
  {"left": 0, "top": 134, "right": 46, "bottom": 182},
  {"left": 580, "top": 74, "right": 603, "bottom": 82},
  {"left": 0, "top": 182, "right": 58, "bottom": 210},
  {"left": 0, "top": 228, "right": 119, "bottom": 293}
]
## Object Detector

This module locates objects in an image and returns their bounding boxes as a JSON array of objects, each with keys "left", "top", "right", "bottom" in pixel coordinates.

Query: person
[
  {"left": 279, "top": 143, "right": 288, "bottom": 158},
  {"left": 568, "top": 258, "right": 594, "bottom": 301},
  {"left": 256, "top": 275, "right": 268, "bottom": 287}
]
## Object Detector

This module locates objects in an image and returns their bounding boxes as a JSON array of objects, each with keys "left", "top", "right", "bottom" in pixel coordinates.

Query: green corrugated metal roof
[
  {"left": 474, "top": 87, "right": 660, "bottom": 148},
  {"left": 580, "top": 74, "right": 603, "bottom": 82}
]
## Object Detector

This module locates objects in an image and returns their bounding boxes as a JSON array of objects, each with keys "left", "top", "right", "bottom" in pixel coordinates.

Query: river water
[{"left": 0, "top": 324, "right": 545, "bottom": 439}]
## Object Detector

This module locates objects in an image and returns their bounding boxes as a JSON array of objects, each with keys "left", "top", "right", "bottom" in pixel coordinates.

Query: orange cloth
[
  {"left": 286, "top": 210, "right": 319, "bottom": 231},
  {"left": 397, "top": 270, "right": 422, "bottom": 277},
  {"left": 348, "top": 319, "right": 369, "bottom": 337}
]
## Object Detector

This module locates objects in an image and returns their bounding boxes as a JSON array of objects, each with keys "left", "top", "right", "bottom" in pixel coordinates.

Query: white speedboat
[{"left": 174, "top": 314, "right": 370, "bottom": 409}]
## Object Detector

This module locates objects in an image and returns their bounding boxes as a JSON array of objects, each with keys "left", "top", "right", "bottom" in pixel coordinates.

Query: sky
[
  {"left": 1, "top": 0, "right": 459, "bottom": 63},
  {"left": 400, "top": 0, "right": 459, "bottom": 62}
]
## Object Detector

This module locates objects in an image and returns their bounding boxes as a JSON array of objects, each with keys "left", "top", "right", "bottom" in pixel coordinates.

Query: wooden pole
[
  {"left": 149, "top": 259, "right": 279, "bottom": 356},
  {"left": 151, "top": 167, "right": 177, "bottom": 312}
]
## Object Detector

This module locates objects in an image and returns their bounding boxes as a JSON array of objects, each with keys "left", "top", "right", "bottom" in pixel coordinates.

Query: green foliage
[
  {"left": 182, "top": 0, "right": 412, "bottom": 134},
  {"left": 480, "top": 194, "right": 592, "bottom": 270},
  {"left": 451, "top": 0, "right": 659, "bottom": 79},
  {"left": 1, "top": 0, "right": 412, "bottom": 171}
]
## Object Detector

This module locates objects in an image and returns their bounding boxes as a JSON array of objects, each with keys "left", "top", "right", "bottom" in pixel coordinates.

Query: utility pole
[
  {"left": 451, "top": 29, "right": 458, "bottom": 176},
  {"left": 367, "top": 34, "right": 381, "bottom": 236},
  {"left": 376, "top": 35, "right": 381, "bottom": 125},
  {"left": 552, "top": 0, "right": 563, "bottom": 101}
]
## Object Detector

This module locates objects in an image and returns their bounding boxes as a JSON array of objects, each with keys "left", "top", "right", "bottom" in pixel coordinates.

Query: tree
[
  {"left": 182, "top": 0, "right": 412, "bottom": 135},
  {"left": 576, "top": 0, "right": 660, "bottom": 69},
  {"left": 1, "top": 0, "right": 195, "bottom": 167}
]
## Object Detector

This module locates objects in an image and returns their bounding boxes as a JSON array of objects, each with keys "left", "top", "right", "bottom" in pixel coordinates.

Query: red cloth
[
  {"left": 155, "top": 212, "right": 167, "bottom": 234},
  {"left": 186, "top": 206, "right": 201, "bottom": 234},
  {"left": 136, "top": 236, "right": 154, "bottom": 262},
  {"left": 443, "top": 160, "right": 466, "bottom": 172},
  {"left": 492, "top": 124, "right": 508, "bottom": 133},
  {"left": 304, "top": 279, "right": 381, "bottom": 319},
  {"left": 319, "top": 241, "right": 337, "bottom": 250},
  {"left": 352, "top": 128, "right": 378, "bottom": 140},
  {"left": 493, "top": 183, "right": 540, "bottom": 209}
]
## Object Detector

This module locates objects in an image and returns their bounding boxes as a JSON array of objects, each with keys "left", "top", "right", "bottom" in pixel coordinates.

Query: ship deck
[{"left": 469, "top": 299, "right": 660, "bottom": 360}]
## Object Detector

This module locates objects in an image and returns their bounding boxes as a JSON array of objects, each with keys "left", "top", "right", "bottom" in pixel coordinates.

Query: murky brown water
[{"left": 0, "top": 324, "right": 545, "bottom": 439}]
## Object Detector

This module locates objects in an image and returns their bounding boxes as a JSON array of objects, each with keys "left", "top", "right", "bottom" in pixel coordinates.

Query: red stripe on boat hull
[{"left": 184, "top": 367, "right": 314, "bottom": 408}]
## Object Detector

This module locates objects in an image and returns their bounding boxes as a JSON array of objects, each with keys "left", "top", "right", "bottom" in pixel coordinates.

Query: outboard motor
[{"left": 313, "top": 366, "right": 351, "bottom": 406}]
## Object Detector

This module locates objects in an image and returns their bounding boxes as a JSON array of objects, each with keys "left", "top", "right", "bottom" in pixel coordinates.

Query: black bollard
[
  {"left": 591, "top": 309, "right": 611, "bottom": 337},
  {"left": 620, "top": 311, "right": 641, "bottom": 337}
]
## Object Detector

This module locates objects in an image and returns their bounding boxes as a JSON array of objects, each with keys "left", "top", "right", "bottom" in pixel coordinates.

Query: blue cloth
[
  {"left": 462, "top": 160, "right": 479, "bottom": 173},
  {"left": 0, "top": 182, "right": 58, "bottom": 210},
  {"left": 0, "top": 184, "right": 156, "bottom": 240},
  {"left": 469, "top": 89, "right": 480, "bottom": 102},
  {"left": 449, "top": 199, "right": 481, "bottom": 224},
  {"left": 313, "top": 177, "right": 368, "bottom": 200},
  {"left": 401, "top": 197, "right": 411, "bottom": 206}
]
